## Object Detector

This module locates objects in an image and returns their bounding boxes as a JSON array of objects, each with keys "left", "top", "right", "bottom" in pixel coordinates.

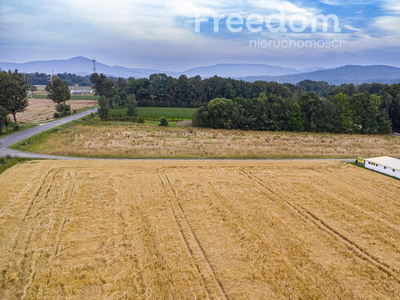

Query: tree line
[
  {"left": 27, "top": 72, "right": 92, "bottom": 86},
  {"left": 90, "top": 74, "right": 137, "bottom": 121},
  {"left": 2, "top": 69, "right": 399, "bottom": 135},
  {"left": 91, "top": 73, "right": 400, "bottom": 133},
  {"left": 193, "top": 92, "right": 393, "bottom": 134}
]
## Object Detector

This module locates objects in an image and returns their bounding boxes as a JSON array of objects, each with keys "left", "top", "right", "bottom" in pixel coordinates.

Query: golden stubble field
[
  {"left": 24, "top": 123, "right": 400, "bottom": 158},
  {"left": 18, "top": 99, "right": 98, "bottom": 123},
  {"left": 0, "top": 160, "right": 399, "bottom": 299}
]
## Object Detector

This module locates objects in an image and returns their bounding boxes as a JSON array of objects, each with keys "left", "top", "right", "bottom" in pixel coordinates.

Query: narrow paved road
[
  {"left": 0, "top": 109, "right": 97, "bottom": 159},
  {"left": 0, "top": 109, "right": 356, "bottom": 162}
]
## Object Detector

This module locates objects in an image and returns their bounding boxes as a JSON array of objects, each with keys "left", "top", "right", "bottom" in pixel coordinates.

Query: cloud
[
  {"left": 1, "top": 0, "right": 400, "bottom": 68},
  {"left": 380, "top": 0, "right": 400, "bottom": 14},
  {"left": 320, "top": 0, "right": 374, "bottom": 5},
  {"left": 373, "top": 16, "right": 400, "bottom": 35}
]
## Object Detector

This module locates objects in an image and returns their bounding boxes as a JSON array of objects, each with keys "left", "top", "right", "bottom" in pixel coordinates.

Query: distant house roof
[{"left": 366, "top": 156, "right": 400, "bottom": 171}]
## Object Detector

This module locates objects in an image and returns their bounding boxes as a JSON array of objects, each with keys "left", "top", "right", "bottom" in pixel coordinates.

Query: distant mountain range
[
  {"left": 182, "top": 63, "right": 299, "bottom": 78},
  {"left": 1, "top": 56, "right": 400, "bottom": 85},
  {"left": 0, "top": 56, "right": 301, "bottom": 79},
  {"left": 0, "top": 57, "right": 162, "bottom": 78},
  {"left": 239, "top": 65, "right": 400, "bottom": 85}
]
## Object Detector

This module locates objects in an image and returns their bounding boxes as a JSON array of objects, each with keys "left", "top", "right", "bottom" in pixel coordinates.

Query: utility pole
[{"left": 92, "top": 59, "right": 97, "bottom": 74}]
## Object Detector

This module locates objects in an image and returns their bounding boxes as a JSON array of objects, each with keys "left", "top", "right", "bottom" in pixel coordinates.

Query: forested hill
[{"left": 239, "top": 65, "right": 400, "bottom": 85}]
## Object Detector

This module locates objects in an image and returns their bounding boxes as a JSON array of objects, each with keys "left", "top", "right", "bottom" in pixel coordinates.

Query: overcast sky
[{"left": 1, "top": 0, "right": 400, "bottom": 71}]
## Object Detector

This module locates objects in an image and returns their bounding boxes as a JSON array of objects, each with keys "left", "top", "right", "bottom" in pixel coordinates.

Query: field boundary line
[
  {"left": 158, "top": 169, "right": 229, "bottom": 300},
  {"left": 241, "top": 169, "right": 400, "bottom": 283}
]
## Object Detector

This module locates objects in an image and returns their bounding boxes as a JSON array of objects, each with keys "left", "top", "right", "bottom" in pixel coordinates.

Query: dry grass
[
  {"left": 18, "top": 99, "right": 98, "bottom": 123},
  {"left": 0, "top": 160, "right": 399, "bottom": 299},
  {"left": 20, "top": 123, "right": 400, "bottom": 158}
]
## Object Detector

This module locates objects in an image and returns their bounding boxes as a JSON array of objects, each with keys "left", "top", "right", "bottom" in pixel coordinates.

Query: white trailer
[{"left": 364, "top": 156, "right": 400, "bottom": 180}]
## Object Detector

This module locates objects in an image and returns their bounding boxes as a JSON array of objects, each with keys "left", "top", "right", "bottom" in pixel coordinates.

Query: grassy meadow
[
  {"left": 10, "top": 114, "right": 400, "bottom": 159},
  {"left": 0, "top": 123, "right": 37, "bottom": 137}
]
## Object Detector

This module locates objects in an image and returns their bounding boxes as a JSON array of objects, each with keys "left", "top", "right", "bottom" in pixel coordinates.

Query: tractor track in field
[
  {"left": 240, "top": 168, "right": 400, "bottom": 284},
  {"left": 1, "top": 160, "right": 400, "bottom": 299},
  {"left": 0, "top": 168, "right": 56, "bottom": 299},
  {"left": 45, "top": 177, "right": 77, "bottom": 291},
  {"left": 312, "top": 184, "right": 400, "bottom": 233},
  {"left": 157, "top": 170, "right": 212, "bottom": 299},
  {"left": 19, "top": 170, "right": 59, "bottom": 299},
  {"left": 158, "top": 169, "right": 229, "bottom": 300}
]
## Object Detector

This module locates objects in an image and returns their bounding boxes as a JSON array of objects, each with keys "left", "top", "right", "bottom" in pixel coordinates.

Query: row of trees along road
[
  {"left": 0, "top": 70, "right": 29, "bottom": 133},
  {"left": 0, "top": 70, "right": 73, "bottom": 134}
]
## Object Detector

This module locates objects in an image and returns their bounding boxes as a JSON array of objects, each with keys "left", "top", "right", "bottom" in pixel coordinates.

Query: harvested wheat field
[
  {"left": 18, "top": 99, "right": 98, "bottom": 123},
  {"left": 0, "top": 160, "right": 400, "bottom": 299},
  {"left": 15, "top": 123, "right": 400, "bottom": 159}
]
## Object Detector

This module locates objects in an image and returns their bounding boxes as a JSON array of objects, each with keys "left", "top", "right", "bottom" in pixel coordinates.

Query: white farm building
[{"left": 360, "top": 157, "right": 400, "bottom": 180}]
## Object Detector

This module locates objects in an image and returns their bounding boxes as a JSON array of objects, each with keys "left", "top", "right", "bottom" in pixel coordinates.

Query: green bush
[{"left": 159, "top": 118, "right": 168, "bottom": 127}]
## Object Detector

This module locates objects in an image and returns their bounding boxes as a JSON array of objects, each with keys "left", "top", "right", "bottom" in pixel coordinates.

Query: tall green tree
[
  {"left": 98, "top": 96, "right": 109, "bottom": 121},
  {"left": 0, "top": 106, "right": 9, "bottom": 133},
  {"left": 174, "top": 75, "right": 189, "bottom": 106},
  {"left": 0, "top": 70, "right": 30, "bottom": 125},
  {"left": 117, "top": 77, "right": 127, "bottom": 92},
  {"left": 323, "top": 93, "right": 353, "bottom": 133},
  {"left": 46, "top": 77, "right": 71, "bottom": 115},
  {"left": 298, "top": 92, "right": 322, "bottom": 131},
  {"left": 90, "top": 73, "right": 116, "bottom": 98},
  {"left": 351, "top": 93, "right": 391, "bottom": 134},
  {"left": 385, "top": 84, "right": 400, "bottom": 132},
  {"left": 126, "top": 94, "right": 138, "bottom": 117},
  {"left": 288, "top": 102, "right": 305, "bottom": 132}
]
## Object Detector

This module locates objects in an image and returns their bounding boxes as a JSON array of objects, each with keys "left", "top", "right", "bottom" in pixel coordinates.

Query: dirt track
[{"left": 0, "top": 160, "right": 399, "bottom": 299}]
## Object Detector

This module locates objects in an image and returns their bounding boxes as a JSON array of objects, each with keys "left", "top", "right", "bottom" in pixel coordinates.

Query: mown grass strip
[{"left": 0, "top": 123, "right": 38, "bottom": 137}]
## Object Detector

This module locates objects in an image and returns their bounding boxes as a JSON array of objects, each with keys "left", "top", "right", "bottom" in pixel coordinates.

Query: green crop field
[
  {"left": 138, "top": 107, "right": 196, "bottom": 120},
  {"left": 110, "top": 107, "right": 196, "bottom": 121}
]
